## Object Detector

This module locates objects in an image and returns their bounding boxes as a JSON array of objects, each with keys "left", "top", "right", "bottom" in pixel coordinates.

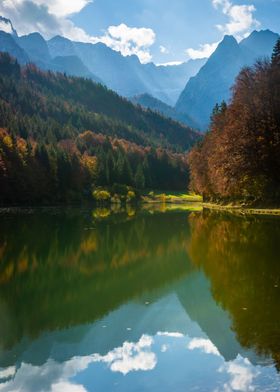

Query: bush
[
  {"left": 127, "top": 191, "right": 136, "bottom": 202},
  {"left": 92, "top": 189, "right": 111, "bottom": 202}
]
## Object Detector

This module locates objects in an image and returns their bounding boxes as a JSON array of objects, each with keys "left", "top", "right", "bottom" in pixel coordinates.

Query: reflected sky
[
  {"left": 0, "top": 293, "right": 279, "bottom": 392},
  {"left": 0, "top": 207, "right": 280, "bottom": 391}
]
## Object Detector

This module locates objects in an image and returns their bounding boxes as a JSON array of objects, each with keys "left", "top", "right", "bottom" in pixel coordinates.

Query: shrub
[
  {"left": 92, "top": 189, "right": 111, "bottom": 201},
  {"left": 127, "top": 191, "right": 136, "bottom": 202}
]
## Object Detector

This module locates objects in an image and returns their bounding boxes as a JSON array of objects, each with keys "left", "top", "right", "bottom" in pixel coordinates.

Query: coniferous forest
[
  {"left": 0, "top": 52, "right": 199, "bottom": 205},
  {"left": 188, "top": 39, "right": 280, "bottom": 205}
]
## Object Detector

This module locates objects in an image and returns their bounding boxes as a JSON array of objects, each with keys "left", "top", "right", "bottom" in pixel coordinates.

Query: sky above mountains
[{"left": 0, "top": 0, "right": 279, "bottom": 64}]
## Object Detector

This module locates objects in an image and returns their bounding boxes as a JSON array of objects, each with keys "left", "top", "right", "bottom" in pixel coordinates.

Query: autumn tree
[{"left": 188, "top": 43, "right": 280, "bottom": 204}]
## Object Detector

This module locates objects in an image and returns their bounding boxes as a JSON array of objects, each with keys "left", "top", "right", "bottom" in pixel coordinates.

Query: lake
[{"left": 0, "top": 206, "right": 280, "bottom": 392}]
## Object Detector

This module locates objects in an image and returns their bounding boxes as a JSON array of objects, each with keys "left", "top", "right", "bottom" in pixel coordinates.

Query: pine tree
[
  {"left": 272, "top": 38, "right": 280, "bottom": 66},
  {"left": 220, "top": 100, "right": 227, "bottom": 113},
  {"left": 135, "top": 164, "right": 145, "bottom": 189}
]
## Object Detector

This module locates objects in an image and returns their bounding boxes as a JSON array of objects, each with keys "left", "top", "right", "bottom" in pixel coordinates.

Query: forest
[
  {"left": 0, "top": 52, "right": 199, "bottom": 205},
  {"left": 188, "top": 39, "right": 280, "bottom": 205}
]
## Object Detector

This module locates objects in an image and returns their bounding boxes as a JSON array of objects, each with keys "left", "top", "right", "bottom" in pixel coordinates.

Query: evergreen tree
[
  {"left": 272, "top": 38, "right": 280, "bottom": 66},
  {"left": 135, "top": 164, "right": 145, "bottom": 189}
]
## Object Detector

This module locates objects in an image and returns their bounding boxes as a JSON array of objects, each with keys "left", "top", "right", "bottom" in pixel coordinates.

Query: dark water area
[{"left": 0, "top": 206, "right": 280, "bottom": 391}]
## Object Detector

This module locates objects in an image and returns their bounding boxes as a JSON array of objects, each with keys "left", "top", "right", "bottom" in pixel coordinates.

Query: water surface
[{"left": 0, "top": 206, "right": 280, "bottom": 391}]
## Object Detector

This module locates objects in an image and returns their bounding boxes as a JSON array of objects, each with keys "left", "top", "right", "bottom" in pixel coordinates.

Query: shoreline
[
  {"left": 202, "top": 202, "right": 280, "bottom": 216},
  {"left": 1, "top": 197, "right": 280, "bottom": 217}
]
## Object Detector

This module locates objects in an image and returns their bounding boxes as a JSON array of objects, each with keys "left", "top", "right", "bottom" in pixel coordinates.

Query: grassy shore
[{"left": 142, "top": 192, "right": 203, "bottom": 204}]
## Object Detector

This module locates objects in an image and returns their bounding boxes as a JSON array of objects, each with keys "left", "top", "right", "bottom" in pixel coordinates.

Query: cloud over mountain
[
  {"left": 90, "top": 23, "right": 156, "bottom": 64},
  {"left": 186, "top": 0, "right": 260, "bottom": 60},
  {"left": 0, "top": 0, "right": 155, "bottom": 63},
  {"left": 213, "top": 0, "right": 260, "bottom": 39}
]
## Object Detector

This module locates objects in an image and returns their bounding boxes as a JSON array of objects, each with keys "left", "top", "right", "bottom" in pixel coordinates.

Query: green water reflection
[{"left": 0, "top": 206, "right": 279, "bottom": 391}]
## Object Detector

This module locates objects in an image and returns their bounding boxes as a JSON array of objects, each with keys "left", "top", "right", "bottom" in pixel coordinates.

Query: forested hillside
[
  {"left": 188, "top": 39, "right": 280, "bottom": 205},
  {"left": 0, "top": 53, "right": 199, "bottom": 205},
  {"left": 131, "top": 93, "right": 199, "bottom": 129}
]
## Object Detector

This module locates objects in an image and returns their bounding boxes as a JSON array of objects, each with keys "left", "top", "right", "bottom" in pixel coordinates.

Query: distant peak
[
  {"left": 254, "top": 29, "right": 275, "bottom": 35},
  {"left": 221, "top": 35, "right": 238, "bottom": 45},
  {"left": 0, "top": 16, "right": 17, "bottom": 36},
  {"left": 211, "top": 35, "right": 239, "bottom": 55},
  {"left": 243, "top": 29, "right": 279, "bottom": 41},
  {"left": 21, "top": 32, "right": 45, "bottom": 42},
  {"left": 49, "top": 35, "right": 72, "bottom": 43},
  {"left": 240, "top": 29, "right": 279, "bottom": 54}
]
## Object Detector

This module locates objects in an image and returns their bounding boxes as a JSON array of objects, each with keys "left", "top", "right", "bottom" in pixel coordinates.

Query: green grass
[{"left": 142, "top": 191, "right": 203, "bottom": 204}]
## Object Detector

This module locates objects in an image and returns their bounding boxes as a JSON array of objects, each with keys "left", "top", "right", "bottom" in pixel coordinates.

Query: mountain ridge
[
  {"left": 131, "top": 93, "right": 199, "bottom": 129},
  {"left": 176, "top": 29, "right": 280, "bottom": 130},
  {"left": 0, "top": 17, "right": 204, "bottom": 107}
]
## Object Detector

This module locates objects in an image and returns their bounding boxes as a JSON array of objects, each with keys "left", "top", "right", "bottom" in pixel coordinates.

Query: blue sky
[{"left": 0, "top": 0, "right": 279, "bottom": 64}]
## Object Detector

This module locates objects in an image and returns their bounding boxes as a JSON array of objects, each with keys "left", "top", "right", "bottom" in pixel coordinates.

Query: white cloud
[
  {"left": 0, "top": 1, "right": 155, "bottom": 63},
  {"left": 92, "top": 23, "right": 156, "bottom": 64},
  {"left": 0, "top": 0, "right": 91, "bottom": 18},
  {"left": 0, "top": 19, "right": 13, "bottom": 34},
  {"left": 156, "top": 61, "right": 184, "bottom": 66},
  {"left": 212, "top": 0, "right": 260, "bottom": 39},
  {"left": 0, "top": 0, "right": 93, "bottom": 41},
  {"left": 32, "top": 0, "right": 92, "bottom": 17},
  {"left": 186, "top": 0, "right": 259, "bottom": 61},
  {"left": 186, "top": 41, "right": 220, "bottom": 59},
  {"left": 187, "top": 338, "right": 221, "bottom": 356},
  {"left": 160, "top": 45, "right": 169, "bottom": 54}
]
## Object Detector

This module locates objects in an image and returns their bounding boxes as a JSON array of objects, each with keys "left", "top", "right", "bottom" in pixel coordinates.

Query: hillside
[
  {"left": 176, "top": 30, "right": 279, "bottom": 130},
  {"left": 0, "top": 53, "right": 199, "bottom": 204},
  {"left": 132, "top": 93, "right": 199, "bottom": 129}
]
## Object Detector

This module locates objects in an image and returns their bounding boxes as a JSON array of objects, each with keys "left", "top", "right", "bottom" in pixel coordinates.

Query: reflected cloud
[
  {"left": 217, "top": 356, "right": 257, "bottom": 392},
  {"left": 188, "top": 338, "right": 221, "bottom": 356},
  {"left": 157, "top": 332, "right": 184, "bottom": 338},
  {"left": 92, "top": 334, "right": 156, "bottom": 375},
  {"left": 161, "top": 344, "right": 168, "bottom": 353},
  {"left": 0, "top": 335, "right": 157, "bottom": 391},
  {"left": 51, "top": 382, "right": 87, "bottom": 392},
  {"left": 0, "top": 367, "right": 16, "bottom": 381}
]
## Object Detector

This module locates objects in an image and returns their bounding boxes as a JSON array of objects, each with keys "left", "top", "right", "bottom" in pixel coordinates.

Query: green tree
[
  {"left": 135, "top": 163, "right": 145, "bottom": 189},
  {"left": 272, "top": 38, "right": 280, "bottom": 66}
]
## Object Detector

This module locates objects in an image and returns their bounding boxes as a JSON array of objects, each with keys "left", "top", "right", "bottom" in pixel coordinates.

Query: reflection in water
[
  {"left": 0, "top": 207, "right": 279, "bottom": 391},
  {"left": 188, "top": 211, "right": 280, "bottom": 370},
  {"left": 0, "top": 207, "right": 193, "bottom": 351}
]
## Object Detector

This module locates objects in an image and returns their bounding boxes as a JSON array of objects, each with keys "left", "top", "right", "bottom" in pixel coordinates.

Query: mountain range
[
  {"left": 0, "top": 15, "right": 279, "bottom": 131},
  {"left": 0, "top": 16, "right": 204, "bottom": 106},
  {"left": 176, "top": 30, "right": 280, "bottom": 130}
]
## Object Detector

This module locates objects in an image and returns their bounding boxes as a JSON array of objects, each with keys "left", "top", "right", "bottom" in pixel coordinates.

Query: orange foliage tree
[{"left": 188, "top": 39, "right": 280, "bottom": 204}]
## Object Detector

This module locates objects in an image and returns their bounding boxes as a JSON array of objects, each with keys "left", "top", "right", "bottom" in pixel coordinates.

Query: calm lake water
[{"left": 0, "top": 205, "right": 280, "bottom": 392}]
